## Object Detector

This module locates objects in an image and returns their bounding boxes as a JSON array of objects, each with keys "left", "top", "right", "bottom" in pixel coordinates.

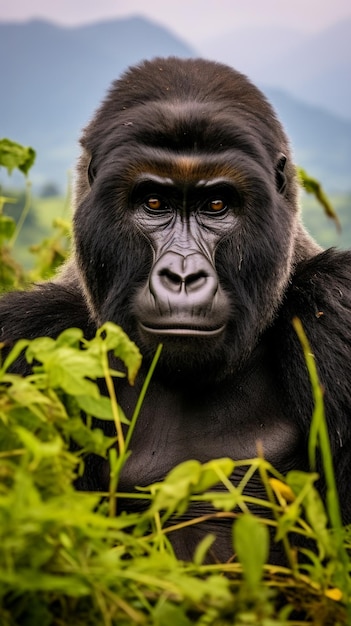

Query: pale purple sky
[{"left": 0, "top": 0, "right": 350, "bottom": 44}]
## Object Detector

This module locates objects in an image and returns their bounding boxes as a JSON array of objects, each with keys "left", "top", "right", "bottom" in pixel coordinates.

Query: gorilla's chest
[
  {"left": 101, "top": 354, "right": 306, "bottom": 563},
  {"left": 116, "top": 361, "right": 304, "bottom": 492}
]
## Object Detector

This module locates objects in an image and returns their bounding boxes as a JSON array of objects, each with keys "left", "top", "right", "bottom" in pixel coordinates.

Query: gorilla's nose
[{"left": 150, "top": 251, "right": 218, "bottom": 306}]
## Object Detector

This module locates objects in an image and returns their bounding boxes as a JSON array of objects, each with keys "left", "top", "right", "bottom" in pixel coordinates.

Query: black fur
[{"left": 1, "top": 58, "right": 351, "bottom": 563}]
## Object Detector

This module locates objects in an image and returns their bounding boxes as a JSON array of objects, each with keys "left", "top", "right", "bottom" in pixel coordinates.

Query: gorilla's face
[{"left": 73, "top": 58, "right": 300, "bottom": 378}]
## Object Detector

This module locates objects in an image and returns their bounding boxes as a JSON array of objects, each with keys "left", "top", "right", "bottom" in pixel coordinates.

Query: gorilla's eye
[
  {"left": 144, "top": 196, "right": 168, "bottom": 213},
  {"left": 147, "top": 197, "right": 162, "bottom": 210},
  {"left": 204, "top": 198, "right": 228, "bottom": 216},
  {"left": 209, "top": 199, "right": 225, "bottom": 212}
]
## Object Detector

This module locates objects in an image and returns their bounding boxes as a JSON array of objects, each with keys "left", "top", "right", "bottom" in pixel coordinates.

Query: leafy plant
[
  {"left": 0, "top": 321, "right": 350, "bottom": 624},
  {"left": 0, "top": 139, "right": 36, "bottom": 177},
  {"left": 0, "top": 139, "right": 71, "bottom": 287},
  {"left": 0, "top": 139, "right": 36, "bottom": 290}
]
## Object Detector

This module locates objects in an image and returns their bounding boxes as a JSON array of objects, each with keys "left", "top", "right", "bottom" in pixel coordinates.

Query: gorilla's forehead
[
  {"left": 86, "top": 98, "right": 282, "bottom": 168},
  {"left": 134, "top": 101, "right": 263, "bottom": 153},
  {"left": 131, "top": 101, "right": 270, "bottom": 153}
]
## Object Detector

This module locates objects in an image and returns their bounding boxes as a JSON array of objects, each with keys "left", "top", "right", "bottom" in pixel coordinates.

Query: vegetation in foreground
[{"left": 0, "top": 320, "right": 351, "bottom": 625}]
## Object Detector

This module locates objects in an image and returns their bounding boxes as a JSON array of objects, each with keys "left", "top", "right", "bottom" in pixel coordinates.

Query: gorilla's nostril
[
  {"left": 159, "top": 268, "right": 208, "bottom": 293},
  {"left": 184, "top": 271, "right": 207, "bottom": 292},
  {"left": 159, "top": 268, "right": 183, "bottom": 292}
]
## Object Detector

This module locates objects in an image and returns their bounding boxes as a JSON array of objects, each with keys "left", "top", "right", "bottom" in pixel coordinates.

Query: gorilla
[{"left": 1, "top": 57, "right": 351, "bottom": 562}]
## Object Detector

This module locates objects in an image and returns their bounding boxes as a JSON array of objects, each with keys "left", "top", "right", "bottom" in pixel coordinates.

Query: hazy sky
[{"left": 0, "top": 0, "right": 350, "bottom": 44}]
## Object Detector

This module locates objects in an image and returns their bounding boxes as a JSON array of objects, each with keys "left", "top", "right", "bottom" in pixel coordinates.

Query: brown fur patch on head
[
  {"left": 172, "top": 155, "right": 201, "bottom": 181},
  {"left": 122, "top": 151, "right": 251, "bottom": 197}
]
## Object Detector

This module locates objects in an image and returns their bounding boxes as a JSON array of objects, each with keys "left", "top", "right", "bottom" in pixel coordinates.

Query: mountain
[
  {"left": 0, "top": 17, "right": 350, "bottom": 195},
  {"left": 198, "top": 19, "right": 351, "bottom": 121},
  {"left": 0, "top": 18, "right": 194, "bottom": 189},
  {"left": 261, "top": 19, "right": 351, "bottom": 121}
]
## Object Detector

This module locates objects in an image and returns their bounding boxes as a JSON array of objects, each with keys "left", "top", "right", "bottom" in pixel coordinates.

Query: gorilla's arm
[
  {"left": 0, "top": 282, "right": 95, "bottom": 373},
  {"left": 273, "top": 248, "right": 351, "bottom": 521}
]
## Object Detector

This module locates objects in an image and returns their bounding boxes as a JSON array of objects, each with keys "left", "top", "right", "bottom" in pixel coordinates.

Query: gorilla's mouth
[{"left": 139, "top": 322, "right": 226, "bottom": 337}]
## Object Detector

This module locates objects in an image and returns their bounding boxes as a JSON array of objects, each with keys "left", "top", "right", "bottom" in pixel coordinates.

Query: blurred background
[{"left": 1, "top": 0, "right": 350, "bottom": 265}]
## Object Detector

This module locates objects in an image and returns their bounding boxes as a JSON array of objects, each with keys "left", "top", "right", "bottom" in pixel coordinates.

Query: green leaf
[
  {"left": 275, "top": 501, "right": 302, "bottom": 542},
  {"left": 205, "top": 491, "right": 241, "bottom": 511},
  {"left": 26, "top": 337, "right": 104, "bottom": 397},
  {"left": 193, "top": 533, "right": 216, "bottom": 565},
  {"left": 232, "top": 513, "right": 269, "bottom": 590},
  {"left": 194, "top": 457, "right": 235, "bottom": 493},
  {"left": 153, "top": 601, "right": 193, "bottom": 626},
  {"left": 0, "top": 338, "right": 30, "bottom": 375},
  {"left": 76, "top": 394, "right": 129, "bottom": 423},
  {"left": 97, "top": 322, "right": 142, "bottom": 384},
  {"left": 298, "top": 166, "right": 340, "bottom": 230},
  {"left": 149, "top": 460, "right": 202, "bottom": 517},
  {"left": 287, "top": 470, "right": 333, "bottom": 559},
  {"left": 7, "top": 375, "right": 54, "bottom": 409},
  {"left": 0, "top": 214, "right": 16, "bottom": 242},
  {"left": 0, "top": 138, "right": 36, "bottom": 175},
  {"left": 65, "top": 417, "right": 117, "bottom": 456},
  {"left": 55, "top": 327, "right": 84, "bottom": 348},
  {"left": 16, "top": 427, "right": 63, "bottom": 461},
  {"left": 25, "top": 336, "right": 56, "bottom": 361},
  {"left": 46, "top": 351, "right": 102, "bottom": 396}
]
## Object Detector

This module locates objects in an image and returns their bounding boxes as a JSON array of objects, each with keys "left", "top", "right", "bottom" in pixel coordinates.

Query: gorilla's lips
[{"left": 139, "top": 321, "right": 226, "bottom": 337}]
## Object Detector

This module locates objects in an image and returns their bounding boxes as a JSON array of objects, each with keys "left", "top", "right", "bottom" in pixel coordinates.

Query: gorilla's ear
[
  {"left": 88, "top": 158, "right": 96, "bottom": 186},
  {"left": 275, "top": 153, "right": 287, "bottom": 194}
]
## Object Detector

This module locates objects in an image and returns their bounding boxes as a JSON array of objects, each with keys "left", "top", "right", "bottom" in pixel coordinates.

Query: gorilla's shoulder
[
  {"left": 293, "top": 247, "right": 351, "bottom": 286},
  {"left": 0, "top": 280, "right": 95, "bottom": 347},
  {"left": 288, "top": 248, "right": 351, "bottom": 316},
  {"left": 275, "top": 247, "right": 351, "bottom": 347}
]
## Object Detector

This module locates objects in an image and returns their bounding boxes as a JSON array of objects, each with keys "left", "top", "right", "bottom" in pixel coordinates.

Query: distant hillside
[
  {"left": 0, "top": 17, "right": 350, "bottom": 195},
  {"left": 0, "top": 18, "right": 194, "bottom": 189},
  {"left": 198, "top": 18, "right": 351, "bottom": 121},
  {"left": 259, "top": 19, "right": 351, "bottom": 122}
]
